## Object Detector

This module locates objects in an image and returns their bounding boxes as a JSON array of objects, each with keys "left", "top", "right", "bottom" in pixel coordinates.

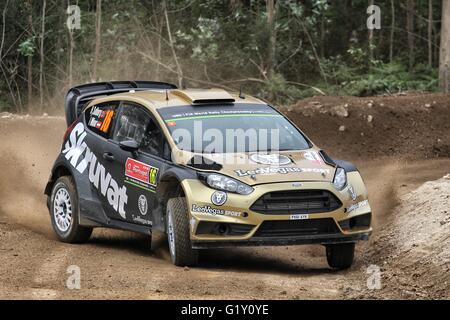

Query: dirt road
[{"left": 0, "top": 93, "right": 449, "bottom": 299}]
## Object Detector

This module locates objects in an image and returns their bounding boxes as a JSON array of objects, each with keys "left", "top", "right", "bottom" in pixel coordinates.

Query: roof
[{"left": 86, "top": 88, "right": 267, "bottom": 111}]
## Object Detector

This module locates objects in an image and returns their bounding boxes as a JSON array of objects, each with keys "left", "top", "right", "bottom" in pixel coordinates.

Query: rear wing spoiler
[{"left": 64, "top": 80, "right": 177, "bottom": 126}]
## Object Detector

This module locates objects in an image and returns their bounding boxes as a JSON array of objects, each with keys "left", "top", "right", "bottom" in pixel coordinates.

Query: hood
[{"left": 179, "top": 149, "right": 336, "bottom": 186}]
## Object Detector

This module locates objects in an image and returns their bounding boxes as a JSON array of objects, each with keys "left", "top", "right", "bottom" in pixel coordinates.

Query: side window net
[
  {"left": 114, "top": 104, "right": 150, "bottom": 146},
  {"left": 113, "top": 103, "right": 163, "bottom": 156}
]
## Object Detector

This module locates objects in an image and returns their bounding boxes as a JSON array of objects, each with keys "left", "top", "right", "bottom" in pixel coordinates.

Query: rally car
[{"left": 45, "top": 81, "right": 372, "bottom": 269}]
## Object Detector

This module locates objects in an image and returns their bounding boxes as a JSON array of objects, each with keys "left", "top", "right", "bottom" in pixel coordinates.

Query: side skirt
[{"left": 81, "top": 216, "right": 152, "bottom": 236}]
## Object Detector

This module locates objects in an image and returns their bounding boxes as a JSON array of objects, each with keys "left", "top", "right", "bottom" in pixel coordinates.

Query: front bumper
[
  {"left": 182, "top": 171, "right": 372, "bottom": 247},
  {"left": 192, "top": 232, "right": 370, "bottom": 249}
]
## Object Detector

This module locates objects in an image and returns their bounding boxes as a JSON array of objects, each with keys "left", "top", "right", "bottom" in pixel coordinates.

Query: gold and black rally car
[{"left": 45, "top": 81, "right": 372, "bottom": 269}]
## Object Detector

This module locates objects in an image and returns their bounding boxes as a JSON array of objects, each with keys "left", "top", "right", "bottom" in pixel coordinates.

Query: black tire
[
  {"left": 166, "top": 197, "right": 198, "bottom": 267},
  {"left": 326, "top": 243, "right": 355, "bottom": 269},
  {"left": 49, "top": 176, "right": 92, "bottom": 243}
]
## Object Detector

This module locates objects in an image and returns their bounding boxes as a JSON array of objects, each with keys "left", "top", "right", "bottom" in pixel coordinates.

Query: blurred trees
[{"left": 0, "top": 0, "right": 447, "bottom": 113}]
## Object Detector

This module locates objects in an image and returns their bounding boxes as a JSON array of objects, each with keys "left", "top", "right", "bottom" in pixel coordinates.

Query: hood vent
[{"left": 187, "top": 155, "right": 223, "bottom": 171}]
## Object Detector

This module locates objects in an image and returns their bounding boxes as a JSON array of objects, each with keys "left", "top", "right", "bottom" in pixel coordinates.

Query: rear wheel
[
  {"left": 326, "top": 243, "right": 355, "bottom": 269},
  {"left": 50, "top": 176, "right": 92, "bottom": 243},
  {"left": 166, "top": 197, "right": 198, "bottom": 267}
]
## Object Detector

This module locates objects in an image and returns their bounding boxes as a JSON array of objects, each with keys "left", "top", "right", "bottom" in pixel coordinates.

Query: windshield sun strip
[{"left": 164, "top": 113, "right": 282, "bottom": 123}]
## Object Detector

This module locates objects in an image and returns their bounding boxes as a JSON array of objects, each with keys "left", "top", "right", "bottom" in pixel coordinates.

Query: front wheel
[
  {"left": 50, "top": 176, "right": 92, "bottom": 243},
  {"left": 166, "top": 197, "right": 198, "bottom": 267},
  {"left": 326, "top": 243, "right": 355, "bottom": 269}
]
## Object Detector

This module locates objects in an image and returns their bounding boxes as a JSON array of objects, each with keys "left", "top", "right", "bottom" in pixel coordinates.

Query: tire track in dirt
[{"left": 29, "top": 246, "right": 75, "bottom": 300}]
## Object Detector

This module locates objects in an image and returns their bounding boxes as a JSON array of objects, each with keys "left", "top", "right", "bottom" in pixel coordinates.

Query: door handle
[{"left": 103, "top": 152, "right": 115, "bottom": 162}]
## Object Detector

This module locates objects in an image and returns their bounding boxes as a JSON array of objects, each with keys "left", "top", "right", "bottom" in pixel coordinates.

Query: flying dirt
[{"left": 0, "top": 93, "right": 449, "bottom": 299}]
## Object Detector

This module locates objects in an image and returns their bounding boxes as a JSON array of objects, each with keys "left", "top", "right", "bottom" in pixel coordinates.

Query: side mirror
[{"left": 119, "top": 139, "right": 139, "bottom": 152}]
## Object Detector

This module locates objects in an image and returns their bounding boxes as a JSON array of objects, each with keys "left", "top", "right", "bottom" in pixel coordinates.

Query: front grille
[
  {"left": 250, "top": 190, "right": 342, "bottom": 215},
  {"left": 254, "top": 218, "right": 339, "bottom": 238}
]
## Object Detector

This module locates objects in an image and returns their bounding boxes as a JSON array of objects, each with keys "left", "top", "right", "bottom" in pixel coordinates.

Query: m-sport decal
[{"left": 62, "top": 122, "right": 128, "bottom": 218}]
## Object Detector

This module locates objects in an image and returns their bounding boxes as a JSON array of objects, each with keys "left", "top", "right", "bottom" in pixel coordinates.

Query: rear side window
[{"left": 84, "top": 102, "right": 118, "bottom": 138}]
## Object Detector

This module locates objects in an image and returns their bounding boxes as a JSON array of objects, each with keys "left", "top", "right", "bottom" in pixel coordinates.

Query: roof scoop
[{"left": 172, "top": 88, "right": 235, "bottom": 104}]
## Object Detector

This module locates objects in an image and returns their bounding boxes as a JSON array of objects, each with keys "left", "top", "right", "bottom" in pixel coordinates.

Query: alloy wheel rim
[
  {"left": 168, "top": 210, "right": 176, "bottom": 257},
  {"left": 53, "top": 187, "right": 72, "bottom": 232}
]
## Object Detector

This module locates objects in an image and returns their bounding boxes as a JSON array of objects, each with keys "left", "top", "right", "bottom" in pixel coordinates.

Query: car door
[
  {"left": 107, "top": 101, "right": 168, "bottom": 226},
  {"left": 82, "top": 101, "right": 129, "bottom": 222}
]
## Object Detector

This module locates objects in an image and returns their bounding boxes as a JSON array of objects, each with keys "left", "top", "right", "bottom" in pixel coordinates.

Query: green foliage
[
  {"left": 0, "top": 0, "right": 445, "bottom": 112},
  {"left": 18, "top": 37, "right": 36, "bottom": 57},
  {"left": 321, "top": 60, "right": 438, "bottom": 96},
  {"left": 176, "top": 17, "right": 220, "bottom": 62}
]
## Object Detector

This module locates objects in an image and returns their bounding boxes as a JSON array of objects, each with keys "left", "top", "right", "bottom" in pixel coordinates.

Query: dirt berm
[
  {"left": 349, "top": 174, "right": 450, "bottom": 299},
  {"left": 281, "top": 93, "right": 450, "bottom": 160}
]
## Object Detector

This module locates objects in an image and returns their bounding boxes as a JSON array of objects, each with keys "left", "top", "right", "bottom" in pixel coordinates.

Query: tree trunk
[
  {"left": 439, "top": 0, "right": 450, "bottom": 92},
  {"left": 0, "top": 0, "right": 7, "bottom": 58},
  {"left": 389, "top": 0, "right": 395, "bottom": 63},
  {"left": 266, "top": 0, "right": 276, "bottom": 78},
  {"left": 92, "top": 0, "right": 102, "bottom": 82},
  {"left": 434, "top": 22, "right": 439, "bottom": 68},
  {"left": 428, "top": 0, "right": 433, "bottom": 67},
  {"left": 406, "top": 0, "right": 415, "bottom": 71},
  {"left": 39, "top": 0, "right": 46, "bottom": 112},
  {"left": 320, "top": 14, "right": 325, "bottom": 59},
  {"left": 368, "top": 0, "right": 374, "bottom": 62},
  {"left": 27, "top": 55, "right": 32, "bottom": 108},
  {"left": 68, "top": 24, "right": 74, "bottom": 87},
  {"left": 66, "top": 0, "right": 75, "bottom": 88},
  {"left": 155, "top": 3, "right": 164, "bottom": 81},
  {"left": 163, "top": 0, "right": 183, "bottom": 88},
  {"left": 27, "top": 0, "right": 33, "bottom": 110}
]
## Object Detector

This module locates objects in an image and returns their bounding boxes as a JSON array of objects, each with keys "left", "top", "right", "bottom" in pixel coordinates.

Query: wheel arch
[
  {"left": 156, "top": 172, "right": 187, "bottom": 205},
  {"left": 44, "top": 164, "right": 74, "bottom": 196},
  {"left": 152, "top": 171, "right": 189, "bottom": 232}
]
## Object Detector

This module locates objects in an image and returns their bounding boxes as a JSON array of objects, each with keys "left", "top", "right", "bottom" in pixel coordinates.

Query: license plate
[{"left": 290, "top": 214, "right": 309, "bottom": 220}]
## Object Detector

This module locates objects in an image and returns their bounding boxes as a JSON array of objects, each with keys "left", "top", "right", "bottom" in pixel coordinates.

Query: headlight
[
  {"left": 333, "top": 167, "right": 347, "bottom": 190},
  {"left": 199, "top": 173, "right": 254, "bottom": 195}
]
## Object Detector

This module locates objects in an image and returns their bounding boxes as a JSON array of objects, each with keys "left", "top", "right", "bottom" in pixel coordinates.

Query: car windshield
[{"left": 158, "top": 104, "right": 310, "bottom": 154}]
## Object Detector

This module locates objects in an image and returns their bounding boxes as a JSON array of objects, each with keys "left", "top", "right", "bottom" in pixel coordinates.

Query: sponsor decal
[
  {"left": 347, "top": 185, "right": 357, "bottom": 201},
  {"left": 90, "top": 106, "right": 102, "bottom": 117},
  {"left": 88, "top": 117, "right": 100, "bottom": 128},
  {"left": 250, "top": 154, "right": 292, "bottom": 165},
  {"left": 99, "top": 110, "right": 114, "bottom": 133},
  {"left": 162, "top": 108, "right": 280, "bottom": 123},
  {"left": 347, "top": 200, "right": 369, "bottom": 214},
  {"left": 88, "top": 107, "right": 114, "bottom": 133},
  {"left": 191, "top": 204, "right": 241, "bottom": 217},
  {"left": 303, "top": 151, "right": 324, "bottom": 165},
  {"left": 62, "top": 123, "right": 128, "bottom": 218},
  {"left": 290, "top": 214, "right": 309, "bottom": 220},
  {"left": 125, "top": 158, "right": 159, "bottom": 192},
  {"left": 131, "top": 214, "right": 152, "bottom": 226},
  {"left": 235, "top": 167, "right": 330, "bottom": 177},
  {"left": 211, "top": 191, "right": 227, "bottom": 206},
  {"left": 138, "top": 195, "right": 148, "bottom": 216}
]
